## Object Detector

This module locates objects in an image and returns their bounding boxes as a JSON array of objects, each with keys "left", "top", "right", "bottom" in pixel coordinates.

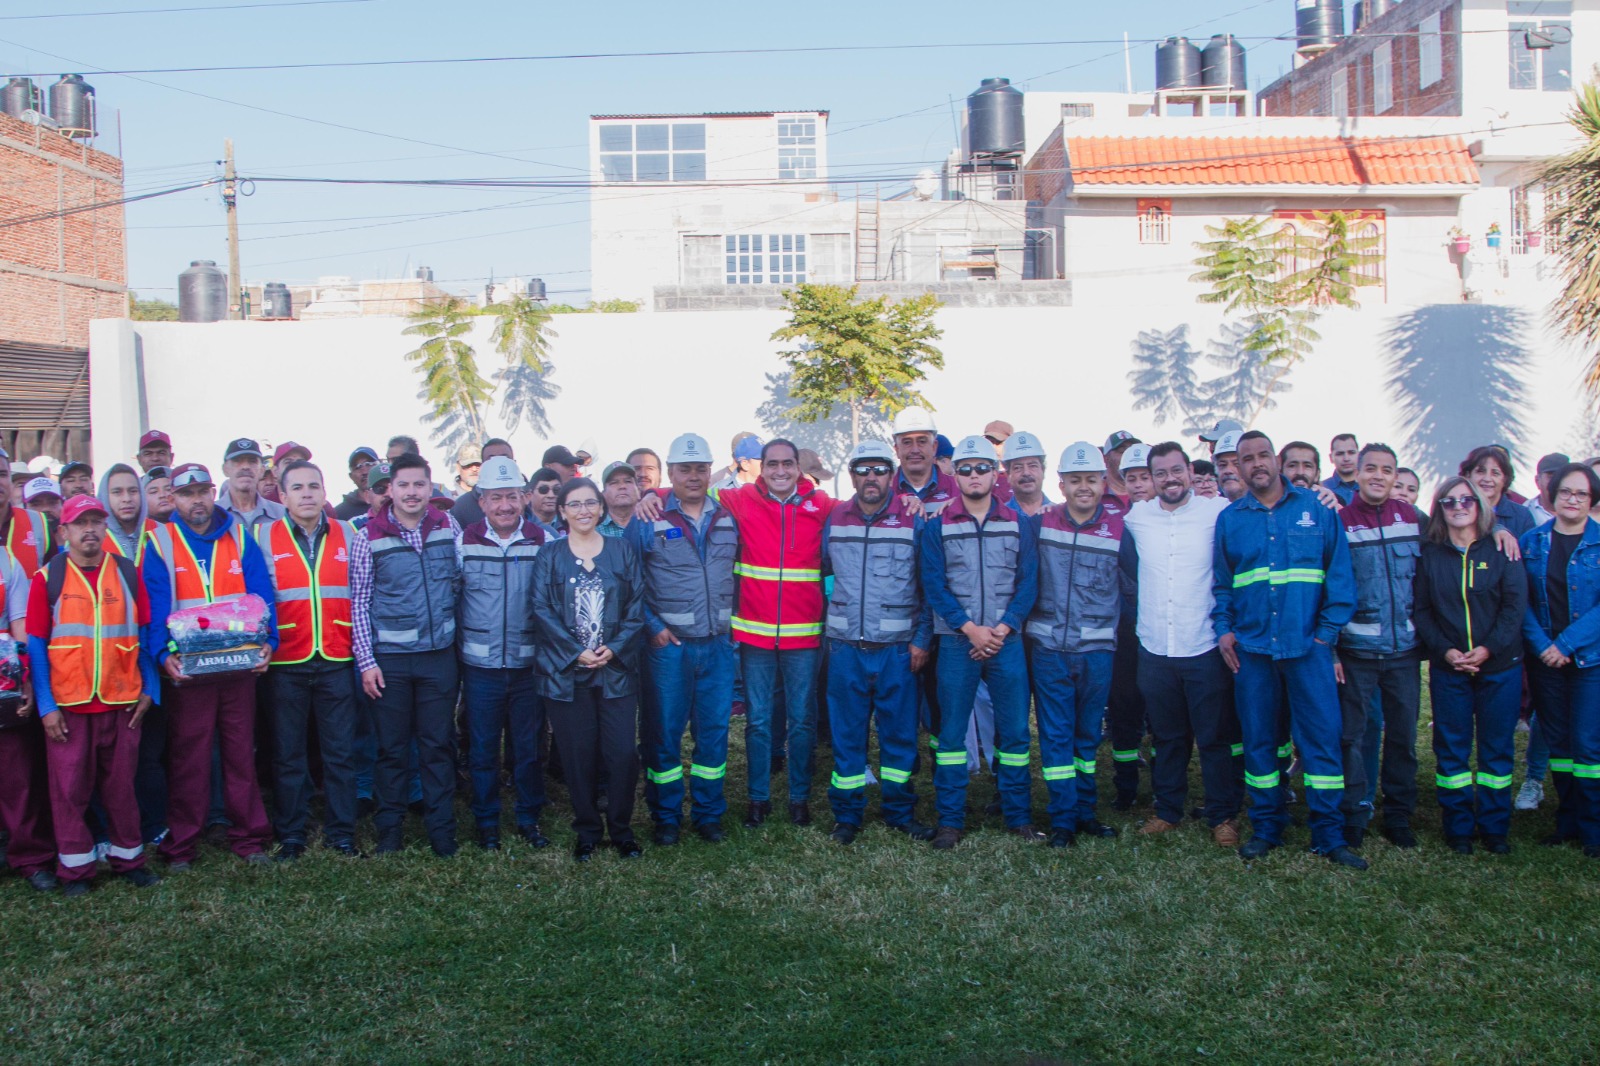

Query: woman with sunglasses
[
  {"left": 1520, "top": 463, "right": 1600, "bottom": 859},
  {"left": 530, "top": 477, "right": 646, "bottom": 860},
  {"left": 1414, "top": 477, "right": 1528, "bottom": 854}
]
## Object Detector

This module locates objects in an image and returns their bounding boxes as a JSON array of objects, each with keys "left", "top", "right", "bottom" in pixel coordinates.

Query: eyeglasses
[
  {"left": 1438, "top": 496, "right": 1478, "bottom": 510},
  {"left": 1558, "top": 488, "right": 1593, "bottom": 502},
  {"left": 850, "top": 463, "right": 893, "bottom": 477},
  {"left": 955, "top": 463, "right": 995, "bottom": 477},
  {"left": 563, "top": 498, "right": 601, "bottom": 512}
]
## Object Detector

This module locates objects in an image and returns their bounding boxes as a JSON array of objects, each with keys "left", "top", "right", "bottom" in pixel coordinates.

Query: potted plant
[
  {"left": 1449, "top": 226, "right": 1472, "bottom": 254},
  {"left": 1486, "top": 222, "right": 1502, "bottom": 249},
  {"left": 1527, "top": 229, "right": 1544, "bottom": 248}
]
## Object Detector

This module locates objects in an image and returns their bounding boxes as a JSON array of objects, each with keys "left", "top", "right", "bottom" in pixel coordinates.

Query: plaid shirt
[{"left": 350, "top": 510, "right": 462, "bottom": 672}]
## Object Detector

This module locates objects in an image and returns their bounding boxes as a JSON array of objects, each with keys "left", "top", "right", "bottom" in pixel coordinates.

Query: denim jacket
[{"left": 1521, "top": 517, "right": 1600, "bottom": 669}]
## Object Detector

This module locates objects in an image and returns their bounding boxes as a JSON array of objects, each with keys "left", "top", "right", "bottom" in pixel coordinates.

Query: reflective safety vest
[
  {"left": 45, "top": 554, "right": 143, "bottom": 708},
  {"left": 5, "top": 507, "right": 49, "bottom": 575},
  {"left": 258, "top": 518, "right": 354, "bottom": 664},
  {"left": 719, "top": 479, "right": 831, "bottom": 650},
  {"left": 104, "top": 516, "right": 159, "bottom": 568},
  {"left": 150, "top": 520, "right": 249, "bottom": 609}
]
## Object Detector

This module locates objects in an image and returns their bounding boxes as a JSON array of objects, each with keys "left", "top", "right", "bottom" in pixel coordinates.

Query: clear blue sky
[{"left": 4, "top": 0, "right": 1304, "bottom": 302}]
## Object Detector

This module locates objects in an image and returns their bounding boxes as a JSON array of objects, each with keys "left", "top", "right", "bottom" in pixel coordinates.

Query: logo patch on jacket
[
  {"left": 335, "top": 547, "right": 348, "bottom": 563},
  {"left": 1296, "top": 512, "right": 1316, "bottom": 528},
  {"left": 803, "top": 500, "right": 818, "bottom": 513},
  {"left": 883, "top": 516, "right": 901, "bottom": 527},
  {"left": 228, "top": 559, "right": 244, "bottom": 576}
]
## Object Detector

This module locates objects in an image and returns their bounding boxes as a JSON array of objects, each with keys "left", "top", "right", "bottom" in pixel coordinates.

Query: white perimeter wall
[{"left": 90, "top": 298, "right": 1591, "bottom": 499}]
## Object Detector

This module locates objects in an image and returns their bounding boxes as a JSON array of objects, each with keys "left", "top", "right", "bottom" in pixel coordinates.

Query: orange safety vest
[
  {"left": 46, "top": 555, "right": 143, "bottom": 708},
  {"left": 258, "top": 518, "right": 354, "bottom": 664},
  {"left": 150, "top": 520, "right": 248, "bottom": 610},
  {"left": 4, "top": 507, "right": 49, "bottom": 575},
  {"left": 104, "top": 516, "right": 159, "bottom": 567}
]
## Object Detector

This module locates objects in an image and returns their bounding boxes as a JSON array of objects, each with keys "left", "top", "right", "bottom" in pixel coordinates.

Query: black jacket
[
  {"left": 530, "top": 537, "right": 645, "bottom": 701},
  {"left": 333, "top": 491, "right": 368, "bottom": 521},
  {"left": 1414, "top": 537, "right": 1527, "bottom": 676}
]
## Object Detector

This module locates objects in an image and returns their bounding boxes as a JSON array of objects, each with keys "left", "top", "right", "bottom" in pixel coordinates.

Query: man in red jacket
[{"left": 717, "top": 439, "right": 836, "bottom": 828}]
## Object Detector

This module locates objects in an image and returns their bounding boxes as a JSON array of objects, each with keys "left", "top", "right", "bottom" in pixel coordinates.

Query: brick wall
[
  {"left": 1260, "top": 0, "right": 1461, "bottom": 119},
  {"left": 0, "top": 110, "right": 126, "bottom": 349}
]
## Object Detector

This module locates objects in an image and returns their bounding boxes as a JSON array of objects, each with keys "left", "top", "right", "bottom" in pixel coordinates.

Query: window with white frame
[
  {"left": 1508, "top": 2, "right": 1572, "bottom": 92},
  {"left": 1374, "top": 41, "right": 1394, "bottom": 113},
  {"left": 1139, "top": 204, "right": 1171, "bottom": 244},
  {"left": 1330, "top": 70, "right": 1348, "bottom": 117},
  {"left": 598, "top": 122, "right": 707, "bottom": 182},
  {"left": 1061, "top": 102, "right": 1095, "bottom": 119},
  {"left": 1419, "top": 12, "right": 1443, "bottom": 88},
  {"left": 776, "top": 115, "right": 817, "bottom": 180},
  {"left": 725, "top": 234, "right": 807, "bottom": 285}
]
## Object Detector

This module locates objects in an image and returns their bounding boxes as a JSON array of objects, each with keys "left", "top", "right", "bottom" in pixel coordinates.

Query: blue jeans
[
  {"left": 1235, "top": 644, "right": 1347, "bottom": 852},
  {"left": 934, "top": 635, "right": 1033, "bottom": 829},
  {"left": 826, "top": 640, "right": 921, "bottom": 826},
  {"left": 741, "top": 645, "right": 820, "bottom": 804},
  {"left": 1430, "top": 665, "right": 1521, "bottom": 839},
  {"left": 1030, "top": 647, "right": 1113, "bottom": 829},
  {"left": 645, "top": 636, "right": 735, "bottom": 826},
  {"left": 1526, "top": 714, "right": 1550, "bottom": 782},
  {"left": 462, "top": 664, "right": 546, "bottom": 831},
  {"left": 1527, "top": 661, "right": 1600, "bottom": 847}
]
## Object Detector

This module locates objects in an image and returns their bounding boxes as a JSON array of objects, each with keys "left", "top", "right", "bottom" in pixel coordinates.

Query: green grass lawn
[{"left": 4, "top": 701, "right": 1599, "bottom": 1065}]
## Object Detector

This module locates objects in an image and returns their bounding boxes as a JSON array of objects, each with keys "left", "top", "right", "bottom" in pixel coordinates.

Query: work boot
[
  {"left": 1325, "top": 845, "right": 1369, "bottom": 870},
  {"left": 789, "top": 802, "right": 812, "bottom": 827},
  {"left": 930, "top": 826, "right": 962, "bottom": 850},
  {"left": 517, "top": 824, "right": 551, "bottom": 849},
  {"left": 743, "top": 801, "right": 772, "bottom": 829},
  {"left": 24, "top": 870, "right": 58, "bottom": 892},
  {"left": 1076, "top": 819, "right": 1118, "bottom": 839},
  {"left": 888, "top": 820, "right": 936, "bottom": 842},
  {"left": 62, "top": 880, "right": 91, "bottom": 898},
  {"left": 1381, "top": 824, "right": 1418, "bottom": 849},
  {"left": 1113, "top": 790, "right": 1137, "bottom": 812},
  {"left": 122, "top": 867, "right": 162, "bottom": 888},
  {"left": 1345, "top": 825, "right": 1366, "bottom": 850},
  {"left": 1210, "top": 819, "right": 1241, "bottom": 848},
  {"left": 374, "top": 829, "right": 403, "bottom": 855},
  {"left": 1007, "top": 825, "right": 1046, "bottom": 843},
  {"left": 1482, "top": 835, "right": 1512, "bottom": 855},
  {"left": 1139, "top": 816, "right": 1181, "bottom": 836},
  {"left": 830, "top": 823, "right": 859, "bottom": 845},
  {"left": 696, "top": 822, "right": 726, "bottom": 844},
  {"left": 1446, "top": 836, "right": 1473, "bottom": 855},
  {"left": 476, "top": 827, "right": 501, "bottom": 852},
  {"left": 1048, "top": 828, "right": 1076, "bottom": 848},
  {"left": 275, "top": 842, "right": 306, "bottom": 862},
  {"left": 652, "top": 824, "right": 680, "bottom": 847},
  {"left": 1239, "top": 837, "right": 1278, "bottom": 860}
]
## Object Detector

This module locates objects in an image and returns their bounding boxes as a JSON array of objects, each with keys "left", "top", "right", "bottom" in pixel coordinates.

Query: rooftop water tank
[
  {"left": 178, "top": 260, "right": 227, "bottom": 323},
  {"left": 1155, "top": 37, "right": 1204, "bottom": 90},
  {"left": 262, "top": 282, "right": 293, "bottom": 319},
  {"left": 967, "top": 77, "right": 1024, "bottom": 157},
  {"left": 1201, "top": 34, "right": 1247, "bottom": 89},
  {"left": 526, "top": 277, "right": 547, "bottom": 301},
  {"left": 1352, "top": 0, "right": 1392, "bottom": 31},
  {"left": 1295, "top": 0, "right": 1344, "bottom": 52},
  {"left": 47, "top": 74, "right": 95, "bottom": 136},
  {"left": 0, "top": 77, "right": 39, "bottom": 119}
]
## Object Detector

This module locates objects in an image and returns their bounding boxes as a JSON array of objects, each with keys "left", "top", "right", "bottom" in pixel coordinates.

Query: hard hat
[
  {"left": 1120, "top": 443, "right": 1152, "bottom": 471},
  {"left": 666, "top": 433, "right": 713, "bottom": 465},
  {"left": 1057, "top": 441, "right": 1108, "bottom": 474},
  {"left": 891, "top": 406, "right": 937, "bottom": 437},
  {"left": 846, "top": 440, "right": 895, "bottom": 466},
  {"left": 1213, "top": 430, "right": 1243, "bottom": 457},
  {"left": 951, "top": 435, "right": 999, "bottom": 465},
  {"left": 477, "top": 455, "right": 524, "bottom": 491},
  {"left": 1004, "top": 431, "right": 1046, "bottom": 463}
]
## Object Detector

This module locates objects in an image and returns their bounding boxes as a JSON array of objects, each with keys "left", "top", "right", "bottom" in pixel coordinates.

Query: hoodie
[{"left": 96, "top": 464, "right": 151, "bottom": 560}]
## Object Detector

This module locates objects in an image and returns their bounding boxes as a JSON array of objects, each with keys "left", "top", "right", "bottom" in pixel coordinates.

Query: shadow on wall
[
  {"left": 755, "top": 370, "right": 893, "bottom": 471},
  {"left": 1384, "top": 304, "right": 1532, "bottom": 486},
  {"left": 1125, "top": 321, "right": 1294, "bottom": 434}
]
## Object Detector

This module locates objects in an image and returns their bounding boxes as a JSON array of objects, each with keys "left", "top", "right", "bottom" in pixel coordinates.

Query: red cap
[
  {"left": 138, "top": 430, "right": 172, "bottom": 449},
  {"left": 60, "top": 495, "right": 108, "bottom": 525},
  {"left": 273, "top": 441, "right": 312, "bottom": 465}
]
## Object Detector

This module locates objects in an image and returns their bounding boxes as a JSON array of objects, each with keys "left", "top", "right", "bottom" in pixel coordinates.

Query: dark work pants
[
  {"left": 462, "top": 664, "right": 547, "bottom": 831},
  {"left": 160, "top": 675, "right": 271, "bottom": 864},
  {"left": 135, "top": 691, "right": 170, "bottom": 843},
  {"left": 1107, "top": 615, "right": 1146, "bottom": 799},
  {"left": 1338, "top": 654, "right": 1420, "bottom": 829},
  {"left": 1528, "top": 660, "right": 1600, "bottom": 847},
  {"left": 271, "top": 659, "right": 360, "bottom": 847},
  {"left": 1137, "top": 646, "right": 1242, "bottom": 827},
  {"left": 0, "top": 720, "right": 55, "bottom": 876},
  {"left": 373, "top": 648, "right": 459, "bottom": 843},
  {"left": 547, "top": 684, "right": 639, "bottom": 845}
]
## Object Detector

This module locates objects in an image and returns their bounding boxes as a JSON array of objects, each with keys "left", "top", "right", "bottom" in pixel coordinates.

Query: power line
[
  {"left": 0, "top": 179, "right": 214, "bottom": 228},
  {"left": 0, "top": 0, "right": 374, "bottom": 19}
]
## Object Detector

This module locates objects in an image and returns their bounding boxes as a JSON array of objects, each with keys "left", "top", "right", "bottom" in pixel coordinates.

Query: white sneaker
[{"left": 1514, "top": 779, "right": 1544, "bottom": 811}]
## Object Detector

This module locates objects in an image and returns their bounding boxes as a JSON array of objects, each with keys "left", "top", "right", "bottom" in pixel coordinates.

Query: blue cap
[
  {"left": 733, "top": 437, "right": 763, "bottom": 462},
  {"left": 935, "top": 434, "right": 954, "bottom": 459}
]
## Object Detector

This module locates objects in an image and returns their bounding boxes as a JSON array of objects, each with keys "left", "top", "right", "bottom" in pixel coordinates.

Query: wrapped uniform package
[
  {"left": 0, "top": 634, "right": 22, "bottom": 727},
  {"left": 168, "top": 594, "right": 271, "bottom": 677}
]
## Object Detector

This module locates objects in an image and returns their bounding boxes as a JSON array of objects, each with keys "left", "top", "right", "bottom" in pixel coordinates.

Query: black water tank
[
  {"left": 967, "top": 78, "right": 1024, "bottom": 157},
  {"left": 262, "top": 282, "right": 293, "bottom": 319},
  {"left": 1155, "top": 37, "right": 1204, "bottom": 90},
  {"left": 1352, "top": 0, "right": 1391, "bottom": 31},
  {"left": 47, "top": 74, "right": 95, "bottom": 135},
  {"left": 526, "top": 277, "right": 547, "bottom": 301},
  {"left": 1295, "top": 0, "right": 1344, "bottom": 51},
  {"left": 1201, "top": 34, "right": 1247, "bottom": 89},
  {"left": 415, "top": 266, "right": 433, "bottom": 282},
  {"left": 178, "top": 260, "right": 227, "bottom": 323},
  {"left": 1, "top": 77, "right": 39, "bottom": 119}
]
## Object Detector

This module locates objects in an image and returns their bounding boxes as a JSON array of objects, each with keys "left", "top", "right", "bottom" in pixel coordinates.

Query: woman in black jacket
[
  {"left": 1414, "top": 476, "right": 1528, "bottom": 855},
  {"left": 531, "top": 477, "right": 646, "bottom": 861}
]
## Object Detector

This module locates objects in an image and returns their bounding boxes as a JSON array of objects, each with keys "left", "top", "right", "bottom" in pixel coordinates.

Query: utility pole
[{"left": 223, "top": 138, "right": 242, "bottom": 319}]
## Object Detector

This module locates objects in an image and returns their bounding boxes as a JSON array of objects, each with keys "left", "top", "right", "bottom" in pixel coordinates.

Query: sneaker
[{"left": 1514, "top": 779, "right": 1545, "bottom": 811}]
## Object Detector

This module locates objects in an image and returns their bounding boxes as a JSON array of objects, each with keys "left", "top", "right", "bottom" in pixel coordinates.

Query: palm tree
[
  {"left": 1539, "top": 83, "right": 1600, "bottom": 399},
  {"left": 402, "top": 296, "right": 491, "bottom": 445}
]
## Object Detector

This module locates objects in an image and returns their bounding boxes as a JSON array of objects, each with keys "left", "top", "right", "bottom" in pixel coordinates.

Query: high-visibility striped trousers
[
  {"left": 1526, "top": 660, "right": 1600, "bottom": 847},
  {"left": 826, "top": 640, "right": 920, "bottom": 827},
  {"left": 1430, "top": 665, "right": 1521, "bottom": 841}
]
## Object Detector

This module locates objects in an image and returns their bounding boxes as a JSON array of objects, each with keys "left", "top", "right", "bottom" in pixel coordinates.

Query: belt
[{"left": 834, "top": 638, "right": 899, "bottom": 651}]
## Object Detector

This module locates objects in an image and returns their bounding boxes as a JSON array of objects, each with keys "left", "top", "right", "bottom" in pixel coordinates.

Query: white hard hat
[
  {"left": 1213, "top": 430, "right": 1243, "bottom": 457},
  {"left": 1199, "top": 418, "right": 1244, "bottom": 443},
  {"left": 1057, "top": 441, "right": 1108, "bottom": 474},
  {"left": 951, "top": 435, "right": 999, "bottom": 465},
  {"left": 1004, "top": 431, "right": 1046, "bottom": 462},
  {"left": 891, "top": 406, "right": 937, "bottom": 437},
  {"left": 846, "top": 440, "right": 895, "bottom": 466},
  {"left": 666, "top": 433, "right": 713, "bottom": 465},
  {"left": 477, "top": 455, "right": 523, "bottom": 491},
  {"left": 1120, "top": 443, "right": 1152, "bottom": 471},
  {"left": 27, "top": 455, "right": 58, "bottom": 476}
]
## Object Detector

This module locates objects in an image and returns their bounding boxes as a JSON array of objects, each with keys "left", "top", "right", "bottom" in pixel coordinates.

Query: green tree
[
  {"left": 402, "top": 296, "right": 491, "bottom": 446},
  {"left": 769, "top": 283, "right": 944, "bottom": 448},
  {"left": 128, "top": 293, "right": 179, "bottom": 321},
  {"left": 1540, "top": 82, "right": 1600, "bottom": 401}
]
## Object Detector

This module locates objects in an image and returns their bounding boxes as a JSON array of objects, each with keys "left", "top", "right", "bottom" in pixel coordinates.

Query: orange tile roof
[{"left": 1065, "top": 135, "right": 1479, "bottom": 187}]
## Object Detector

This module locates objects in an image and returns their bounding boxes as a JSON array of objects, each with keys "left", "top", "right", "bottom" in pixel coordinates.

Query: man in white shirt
[{"left": 1121, "top": 441, "right": 1244, "bottom": 847}]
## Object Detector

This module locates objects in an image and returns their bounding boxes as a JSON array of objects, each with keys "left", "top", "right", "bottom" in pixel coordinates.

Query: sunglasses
[
  {"left": 955, "top": 463, "right": 995, "bottom": 477},
  {"left": 850, "top": 463, "right": 893, "bottom": 477},
  {"left": 533, "top": 483, "right": 558, "bottom": 494},
  {"left": 1438, "top": 496, "right": 1478, "bottom": 510}
]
